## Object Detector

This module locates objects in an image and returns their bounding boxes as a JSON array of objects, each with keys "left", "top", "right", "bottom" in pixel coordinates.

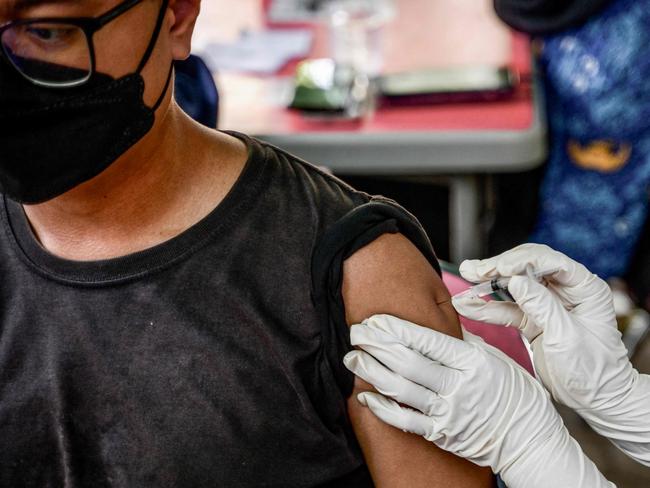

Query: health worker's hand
[
  {"left": 343, "top": 314, "right": 613, "bottom": 488},
  {"left": 454, "top": 243, "right": 650, "bottom": 466}
]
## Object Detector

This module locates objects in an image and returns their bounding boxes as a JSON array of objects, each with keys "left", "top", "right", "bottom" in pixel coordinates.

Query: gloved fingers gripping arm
[
  {"left": 454, "top": 243, "right": 650, "bottom": 466},
  {"left": 356, "top": 391, "right": 615, "bottom": 488},
  {"left": 343, "top": 314, "right": 614, "bottom": 488}
]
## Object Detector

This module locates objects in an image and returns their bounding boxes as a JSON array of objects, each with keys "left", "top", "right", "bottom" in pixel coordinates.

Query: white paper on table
[
  {"left": 198, "top": 29, "right": 314, "bottom": 75},
  {"left": 267, "top": 0, "right": 328, "bottom": 23}
]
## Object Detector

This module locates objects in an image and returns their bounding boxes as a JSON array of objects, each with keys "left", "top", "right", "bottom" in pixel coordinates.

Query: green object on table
[
  {"left": 290, "top": 58, "right": 370, "bottom": 116},
  {"left": 291, "top": 59, "right": 349, "bottom": 112}
]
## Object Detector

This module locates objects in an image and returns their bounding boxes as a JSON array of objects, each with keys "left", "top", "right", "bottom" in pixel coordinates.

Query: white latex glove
[
  {"left": 454, "top": 243, "right": 650, "bottom": 466},
  {"left": 343, "top": 315, "right": 614, "bottom": 488}
]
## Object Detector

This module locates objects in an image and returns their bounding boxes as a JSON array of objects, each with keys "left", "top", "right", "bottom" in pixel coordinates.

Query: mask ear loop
[
  {"left": 135, "top": 0, "right": 174, "bottom": 112},
  {"left": 136, "top": 0, "right": 170, "bottom": 73},
  {"left": 152, "top": 63, "right": 174, "bottom": 112}
]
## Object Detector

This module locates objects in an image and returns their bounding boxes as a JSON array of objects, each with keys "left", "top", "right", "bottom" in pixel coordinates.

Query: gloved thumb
[
  {"left": 453, "top": 296, "right": 544, "bottom": 342},
  {"left": 507, "top": 275, "right": 573, "bottom": 345},
  {"left": 453, "top": 295, "right": 524, "bottom": 326}
]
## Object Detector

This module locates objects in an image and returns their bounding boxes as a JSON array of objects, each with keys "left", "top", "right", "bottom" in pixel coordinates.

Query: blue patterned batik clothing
[{"left": 531, "top": 0, "right": 650, "bottom": 278}]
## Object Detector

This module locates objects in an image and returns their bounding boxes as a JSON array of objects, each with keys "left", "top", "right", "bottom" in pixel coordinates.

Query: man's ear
[{"left": 168, "top": 0, "right": 201, "bottom": 61}]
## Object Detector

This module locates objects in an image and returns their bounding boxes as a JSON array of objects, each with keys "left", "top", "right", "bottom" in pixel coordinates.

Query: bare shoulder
[
  {"left": 342, "top": 232, "right": 460, "bottom": 338},
  {"left": 341, "top": 232, "right": 494, "bottom": 487}
]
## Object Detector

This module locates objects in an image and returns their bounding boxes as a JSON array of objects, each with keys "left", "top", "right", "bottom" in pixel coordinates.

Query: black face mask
[{"left": 0, "top": 2, "right": 173, "bottom": 204}]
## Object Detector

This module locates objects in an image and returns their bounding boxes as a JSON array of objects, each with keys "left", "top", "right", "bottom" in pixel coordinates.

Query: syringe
[{"left": 453, "top": 266, "right": 561, "bottom": 300}]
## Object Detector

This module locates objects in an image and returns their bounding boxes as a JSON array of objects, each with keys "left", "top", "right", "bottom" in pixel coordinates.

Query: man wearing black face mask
[{"left": 0, "top": 1, "right": 495, "bottom": 487}]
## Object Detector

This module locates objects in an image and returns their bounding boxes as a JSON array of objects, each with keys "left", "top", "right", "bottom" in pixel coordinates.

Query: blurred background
[{"left": 182, "top": 1, "right": 650, "bottom": 484}]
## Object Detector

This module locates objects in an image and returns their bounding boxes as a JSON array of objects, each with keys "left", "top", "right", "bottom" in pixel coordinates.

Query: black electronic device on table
[{"left": 378, "top": 66, "right": 519, "bottom": 106}]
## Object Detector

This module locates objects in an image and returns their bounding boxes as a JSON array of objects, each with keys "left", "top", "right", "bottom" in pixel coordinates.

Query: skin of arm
[{"left": 342, "top": 233, "right": 495, "bottom": 488}]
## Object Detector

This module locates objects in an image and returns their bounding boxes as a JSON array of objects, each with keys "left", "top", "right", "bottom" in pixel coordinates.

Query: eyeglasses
[{"left": 0, "top": 0, "right": 145, "bottom": 88}]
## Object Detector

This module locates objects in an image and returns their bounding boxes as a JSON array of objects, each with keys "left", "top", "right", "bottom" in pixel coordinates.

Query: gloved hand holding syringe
[
  {"left": 344, "top": 244, "right": 650, "bottom": 488},
  {"left": 453, "top": 264, "right": 560, "bottom": 300}
]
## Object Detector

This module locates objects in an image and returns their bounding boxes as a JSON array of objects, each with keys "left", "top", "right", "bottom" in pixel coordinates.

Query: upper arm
[{"left": 342, "top": 233, "right": 494, "bottom": 488}]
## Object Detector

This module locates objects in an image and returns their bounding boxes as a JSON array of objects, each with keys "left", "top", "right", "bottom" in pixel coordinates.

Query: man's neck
[{"left": 22, "top": 103, "right": 247, "bottom": 261}]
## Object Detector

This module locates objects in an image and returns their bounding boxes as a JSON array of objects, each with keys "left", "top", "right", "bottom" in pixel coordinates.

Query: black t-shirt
[{"left": 0, "top": 132, "right": 440, "bottom": 487}]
